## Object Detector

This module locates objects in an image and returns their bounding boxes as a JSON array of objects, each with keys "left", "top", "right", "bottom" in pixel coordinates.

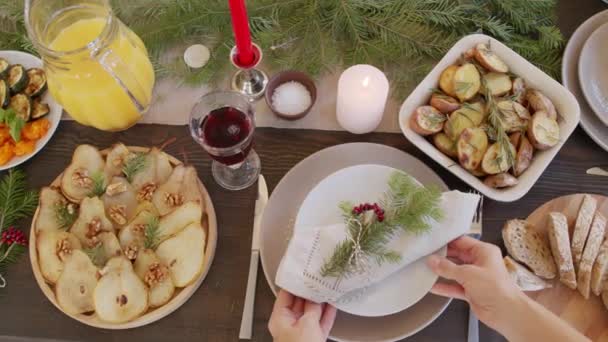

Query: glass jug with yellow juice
[{"left": 25, "top": 0, "right": 155, "bottom": 131}]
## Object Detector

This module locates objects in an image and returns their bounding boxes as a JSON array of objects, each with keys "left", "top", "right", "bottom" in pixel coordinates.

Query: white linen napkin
[{"left": 275, "top": 190, "right": 480, "bottom": 304}]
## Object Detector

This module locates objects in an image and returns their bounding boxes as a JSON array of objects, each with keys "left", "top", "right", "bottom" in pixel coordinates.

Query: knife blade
[{"left": 239, "top": 175, "right": 268, "bottom": 339}]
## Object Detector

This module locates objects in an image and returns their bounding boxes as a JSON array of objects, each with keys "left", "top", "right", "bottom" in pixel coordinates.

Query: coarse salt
[{"left": 271, "top": 81, "right": 312, "bottom": 116}]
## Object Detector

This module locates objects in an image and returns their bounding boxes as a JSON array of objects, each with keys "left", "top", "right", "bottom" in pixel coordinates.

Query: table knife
[
  {"left": 239, "top": 175, "right": 268, "bottom": 340},
  {"left": 587, "top": 167, "right": 608, "bottom": 177}
]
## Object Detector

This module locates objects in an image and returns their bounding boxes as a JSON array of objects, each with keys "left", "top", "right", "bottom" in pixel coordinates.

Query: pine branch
[
  {"left": 122, "top": 152, "right": 147, "bottom": 183},
  {"left": 0, "top": 169, "right": 39, "bottom": 230},
  {"left": 54, "top": 202, "right": 78, "bottom": 230},
  {"left": 144, "top": 216, "right": 160, "bottom": 250},
  {"left": 88, "top": 172, "right": 107, "bottom": 198}
]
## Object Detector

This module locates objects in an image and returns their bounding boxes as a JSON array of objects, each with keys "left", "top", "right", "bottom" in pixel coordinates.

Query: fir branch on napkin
[{"left": 320, "top": 172, "right": 443, "bottom": 279}]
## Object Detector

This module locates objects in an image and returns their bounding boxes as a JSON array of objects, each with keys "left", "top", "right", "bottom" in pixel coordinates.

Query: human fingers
[
  {"left": 303, "top": 300, "right": 323, "bottom": 320},
  {"left": 273, "top": 289, "right": 295, "bottom": 311},
  {"left": 427, "top": 254, "right": 470, "bottom": 283},
  {"left": 320, "top": 304, "right": 338, "bottom": 336},
  {"left": 292, "top": 297, "right": 305, "bottom": 317},
  {"left": 448, "top": 236, "right": 479, "bottom": 252},
  {"left": 447, "top": 245, "right": 475, "bottom": 264},
  {"left": 430, "top": 282, "right": 466, "bottom": 301}
]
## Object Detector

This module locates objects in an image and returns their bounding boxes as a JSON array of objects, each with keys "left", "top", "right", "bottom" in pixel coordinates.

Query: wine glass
[{"left": 189, "top": 91, "right": 261, "bottom": 190}]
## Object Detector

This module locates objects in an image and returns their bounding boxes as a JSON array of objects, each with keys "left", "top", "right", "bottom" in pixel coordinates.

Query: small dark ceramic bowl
[{"left": 265, "top": 70, "right": 317, "bottom": 120}]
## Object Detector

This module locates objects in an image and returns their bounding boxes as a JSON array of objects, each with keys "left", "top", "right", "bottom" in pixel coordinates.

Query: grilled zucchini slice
[
  {"left": 9, "top": 94, "right": 32, "bottom": 121},
  {"left": 24, "top": 68, "right": 47, "bottom": 97},
  {"left": 8, "top": 65, "right": 28, "bottom": 93},
  {"left": 32, "top": 99, "right": 50, "bottom": 119},
  {"left": 0, "top": 58, "right": 9, "bottom": 79},
  {"left": 0, "top": 80, "right": 9, "bottom": 108}
]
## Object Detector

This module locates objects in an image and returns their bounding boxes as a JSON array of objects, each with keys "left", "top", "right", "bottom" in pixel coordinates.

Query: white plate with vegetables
[
  {"left": 0, "top": 50, "right": 61, "bottom": 171},
  {"left": 399, "top": 34, "right": 580, "bottom": 202}
]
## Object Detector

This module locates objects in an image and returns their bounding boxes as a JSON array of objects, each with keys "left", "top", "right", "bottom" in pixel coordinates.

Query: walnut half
[
  {"left": 144, "top": 262, "right": 168, "bottom": 287},
  {"left": 72, "top": 168, "right": 93, "bottom": 188},
  {"left": 85, "top": 217, "right": 102, "bottom": 247},
  {"left": 56, "top": 238, "right": 73, "bottom": 261},
  {"left": 124, "top": 245, "right": 139, "bottom": 260},
  {"left": 137, "top": 183, "right": 157, "bottom": 201},
  {"left": 164, "top": 192, "right": 184, "bottom": 207},
  {"left": 109, "top": 205, "right": 127, "bottom": 225},
  {"left": 106, "top": 182, "right": 127, "bottom": 196}
]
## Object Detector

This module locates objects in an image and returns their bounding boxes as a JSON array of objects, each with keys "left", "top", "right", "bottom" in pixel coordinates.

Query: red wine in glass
[{"left": 201, "top": 106, "right": 253, "bottom": 166}]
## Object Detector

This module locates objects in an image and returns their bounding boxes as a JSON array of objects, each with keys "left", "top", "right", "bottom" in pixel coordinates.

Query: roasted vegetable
[
  {"left": 482, "top": 72, "right": 512, "bottom": 96},
  {"left": 526, "top": 90, "right": 557, "bottom": 120},
  {"left": 7, "top": 64, "right": 28, "bottom": 93},
  {"left": 433, "top": 132, "right": 458, "bottom": 158},
  {"left": 439, "top": 65, "right": 459, "bottom": 97},
  {"left": 9, "top": 93, "right": 32, "bottom": 121},
  {"left": 24, "top": 68, "right": 47, "bottom": 97},
  {"left": 430, "top": 93, "right": 460, "bottom": 113},
  {"left": 0, "top": 58, "right": 9, "bottom": 79},
  {"left": 409, "top": 106, "right": 446, "bottom": 136},
  {"left": 481, "top": 142, "right": 516, "bottom": 175},
  {"left": 444, "top": 110, "right": 475, "bottom": 141},
  {"left": 453, "top": 63, "right": 481, "bottom": 102},
  {"left": 497, "top": 100, "right": 530, "bottom": 133},
  {"left": 31, "top": 99, "right": 50, "bottom": 119},
  {"left": 527, "top": 111, "right": 560, "bottom": 150},
  {"left": 513, "top": 136, "right": 533, "bottom": 177},
  {"left": 0, "top": 79, "right": 9, "bottom": 108},
  {"left": 474, "top": 43, "right": 509, "bottom": 73},
  {"left": 511, "top": 78, "right": 526, "bottom": 103},
  {"left": 457, "top": 127, "right": 488, "bottom": 171},
  {"left": 484, "top": 173, "right": 518, "bottom": 188}
]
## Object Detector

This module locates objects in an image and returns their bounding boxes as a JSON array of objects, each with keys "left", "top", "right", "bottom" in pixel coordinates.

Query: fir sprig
[
  {"left": 320, "top": 172, "right": 443, "bottom": 279},
  {"left": 83, "top": 243, "right": 106, "bottom": 267},
  {"left": 483, "top": 77, "right": 516, "bottom": 168},
  {"left": 54, "top": 202, "right": 78, "bottom": 230},
  {"left": 144, "top": 216, "right": 160, "bottom": 250},
  {"left": 88, "top": 172, "right": 107, "bottom": 198},
  {"left": 122, "top": 152, "right": 147, "bottom": 183},
  {"left": 0, "top": 169, "right": 38, "bottom": 229}
]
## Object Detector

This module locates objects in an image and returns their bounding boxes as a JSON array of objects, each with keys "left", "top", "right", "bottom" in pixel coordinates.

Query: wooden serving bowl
[
  {"left": 29, "top": 146, "right": 218, "bottom": 329},
  {"left": 525, "top": 193, "right": 608, "bottom": 340}
]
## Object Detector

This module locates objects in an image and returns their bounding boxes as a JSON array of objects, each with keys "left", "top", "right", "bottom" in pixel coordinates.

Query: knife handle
[{"left": 239, "top": 250, "right": 259, "bottom": 340}]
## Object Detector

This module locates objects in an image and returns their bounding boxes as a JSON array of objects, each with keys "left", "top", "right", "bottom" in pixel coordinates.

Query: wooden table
[{"left": 1, "top": 2, "right": 608, "bottom": 341}]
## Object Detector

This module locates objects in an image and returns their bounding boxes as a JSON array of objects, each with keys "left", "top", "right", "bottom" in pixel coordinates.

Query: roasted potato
[
  {"left": 509, "top": 132, "right": 522, "bottom": 148},
  {"left": 471, "top": 166, "right": 487, "bottom": 177},
  {"left": 511, "top": 77, "right": 526, "bottom": 104},
  {"left": 527, "top": 111, "right": 560, "bottom": 150},
  {"left": 526, "top": 90, "right": 557, "bottom": 120},
  {"left": 444, "top": 110, "right": 475, "bottom": 141},
  {"left": 433, "top": 132, "right": 458, "bottom": 158},
  {"left": 409, "top": 106, "right": 447, "bottom": 136},
  {"left": 484, "top": 173, "right": 518, "bottom": 188},
  {"left": 457, "top": 127, "right": 488, "bottom": 171},
  {"left": 482, "top": 72, "right": 512, "bottom": 96},
  {"left": 474, "top": 43, "right": 509, "bottom": 73},
  {"left": 439, "top": 65, "right": 459, "bottom": 97},
  {"left": 481, "top": 142, "right": 516, "bottom": 175},
  {"left": 513, "top": 135, "right": 533, "bottom": 177},
  {"left": 457, "top": 102, "right": 486, "bottom": 125},
  {"left": 453, "top": 63, "right": 481, "bottom": 102},
  {"left": 430, "top": 93, "right": 460, "bottom": 113},
  {"left": 497, "top": 100, "right": 530, "bottom": 133}
]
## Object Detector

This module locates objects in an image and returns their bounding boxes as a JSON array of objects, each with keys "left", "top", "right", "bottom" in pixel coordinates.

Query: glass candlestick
[{"left": 230, "top": 43, "right": 268, "bottom": 101}]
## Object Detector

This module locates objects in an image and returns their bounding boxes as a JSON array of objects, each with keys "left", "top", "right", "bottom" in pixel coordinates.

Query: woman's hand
[
  {"left": 426, "top": 236, "right": 523, "bottom": 331},
  {"left": 268, "top": 290, "right": 337, "bottom": 342}
]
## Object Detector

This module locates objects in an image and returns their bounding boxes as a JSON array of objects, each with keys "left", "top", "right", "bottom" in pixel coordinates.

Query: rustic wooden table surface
[{"left": 1, "top": 2, "right": 608, "bottom": 342}]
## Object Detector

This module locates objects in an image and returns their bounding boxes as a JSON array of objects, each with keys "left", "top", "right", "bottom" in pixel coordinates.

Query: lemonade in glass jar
[{"left": 25, "top": 0, "right": 155, "bottom": 131}]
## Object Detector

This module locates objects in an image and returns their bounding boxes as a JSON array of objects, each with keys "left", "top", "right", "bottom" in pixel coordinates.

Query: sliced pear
[
  {"left": 96, "top": 231, "right": 123, "bottom": 265},
  {"left": 94, "top": 256, "right": 148, "bottom": 323},
  {"left": 55, "top": 250, "right": 98, "bottom": 315},
  {"left": 35, "top": 187, "right": 78, "bottom": 233},
  {"left": 102, "top": 177, "right": 138, "bottom": 228},
  {"left": 157, "top": 201, "right": 202, "bottom": 242},
  {"left": 37, "top": 230, "right": 82, "bottom": 284},
  {"left": 118, "top": 209, "right": 157, "bottom": 258},
  {"left": 131, "top": 148, "right": 173, "bottom": 195},
  {"left": 156, "top": 223, "right": 206, "bottom": 287},
  {"left": 60, "top": 145, "right": 107, "bottom": 202},
  {"left": 70, "top": 197, "right": 114, "bottom": 247},
  {"left": 104, "top": 143, "right": 130, "bottom": 177},
  {"left": 152, "top": 165, "right": 204, "bottom": 215},
  {"left": 134, "top": 249, "right": 175, "bottom": 308}
]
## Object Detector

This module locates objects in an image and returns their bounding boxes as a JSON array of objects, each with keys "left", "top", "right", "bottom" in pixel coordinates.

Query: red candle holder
[{"left": 230, "top": 43, "right": 268, "bottom": 101}]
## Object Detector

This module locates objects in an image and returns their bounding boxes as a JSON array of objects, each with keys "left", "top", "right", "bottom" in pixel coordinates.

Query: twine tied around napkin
[{"left": 275, "top": 190, "right": 480, "bottom": 304}]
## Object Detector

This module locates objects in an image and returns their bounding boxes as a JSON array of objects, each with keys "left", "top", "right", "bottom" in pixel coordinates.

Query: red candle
[{"left": 228, "top": 0, "right": 254, "bottom": 66}]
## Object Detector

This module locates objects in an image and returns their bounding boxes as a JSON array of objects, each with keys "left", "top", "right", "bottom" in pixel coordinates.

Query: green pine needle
[
  {"left": 144, "top": 216, "right": 160, "bottom": 250},
  {"left": 0, "top": 169, "right": 39, "bottom": 231},
  {"left": 88, "top": 172, "right": 107, "bottom": 198},
  {"left": 320, "top": 172, "right": 443, "bottom": 279},
  {"left": 83, "top": 243, "right": 106, "bottom": 267},
  {"left": 122, "top": 152, "right": 147, "bottom": 183},
  {"left": 54, "top": 202, "right": 78, "bottom": 230},
  {"left": 0, "top": 243, "right": 26, "bottom": 271}
]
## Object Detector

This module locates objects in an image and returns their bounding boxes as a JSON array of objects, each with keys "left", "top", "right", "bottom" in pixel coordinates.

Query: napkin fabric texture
[{"left": 275, "top": 190, "right": 480, "bottom": 304}]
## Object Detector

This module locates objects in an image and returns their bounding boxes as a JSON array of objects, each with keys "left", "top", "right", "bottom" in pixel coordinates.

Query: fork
[{"left": 467, "top": 191, "right": 484, "bottom": 342}]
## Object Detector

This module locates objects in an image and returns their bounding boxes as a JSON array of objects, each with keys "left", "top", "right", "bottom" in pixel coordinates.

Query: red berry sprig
[
  {"left": 1, "top": 227, "right": 27, "bottom": 246},
  {"left": 352, "top": 202, "right": 385, "bottom": 222}
]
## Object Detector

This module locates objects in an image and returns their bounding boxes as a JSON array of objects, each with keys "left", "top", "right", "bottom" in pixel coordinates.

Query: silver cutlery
[
  {"left": 587, "top": 167, "right": 608, "bottom": 177},
  {"left": 239, "top": 175, "right": 269, "bottom": 340},
  {"left": 467, "top": 191, "right": 484, "bottom": 342}
]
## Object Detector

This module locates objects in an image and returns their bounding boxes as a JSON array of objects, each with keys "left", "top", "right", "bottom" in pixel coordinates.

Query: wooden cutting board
[{"left": 525, "top": 193, "right": 608, "bottom": 341}]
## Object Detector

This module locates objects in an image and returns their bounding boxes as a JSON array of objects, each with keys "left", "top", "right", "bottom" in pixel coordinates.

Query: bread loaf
[
  {"left": 572, "top": 195, "right": 598, "bottom": 269},
  {"left": 592, "top": 235, "right": 608, "bottom": 296},
  {"left": 502, "top": 219, "right": 556, "bottom": 279},
  {"left": 577, "top": 213, "right": 606, "bottom": 299},
  {"left": 547, "top": 212, "right": 576, "bottom": 289},
  {"left": 504, "top": 256, "right": 553, "bottom": 291}
]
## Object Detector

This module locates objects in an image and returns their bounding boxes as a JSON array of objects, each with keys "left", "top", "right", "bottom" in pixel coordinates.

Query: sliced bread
[
  {"left": 572, "top": 195, "right": 598, "bottom": 269},
  {"left": 502, "top": 219, "right": 556, "bottom": 279},
  {"left": 547, "top": 212, "right": 577, "bottom": 289},
  {"left": 504, "top": 256, "right": 553, "bottom": 291},
  {"left": 577, "top": 212, "right": 607, "bottom": 299},
  {"left": 592, "top": 234, "right": 608, "bottom": 296}
]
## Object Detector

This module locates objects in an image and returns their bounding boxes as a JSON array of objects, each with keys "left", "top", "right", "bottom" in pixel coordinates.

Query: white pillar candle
[{"left": 336, "top": 64, "right": 389, "bottom": 134}]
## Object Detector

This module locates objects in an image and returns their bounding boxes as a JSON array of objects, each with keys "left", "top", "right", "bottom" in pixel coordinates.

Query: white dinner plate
[
  {"left": 563, "top": 10, "right": 608, "bottom": 152},
  {"left": 0, "top": 51, "right": 62, "bottom": 171},
  {"left": 260, "top": 143, "right": 451, "bottom": 342},
  {"left": 295, "top": 164, "right": 446, "bottom": 317},
  {"left": 579, "top": 22, "right": 608, "bottom": 126}
]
